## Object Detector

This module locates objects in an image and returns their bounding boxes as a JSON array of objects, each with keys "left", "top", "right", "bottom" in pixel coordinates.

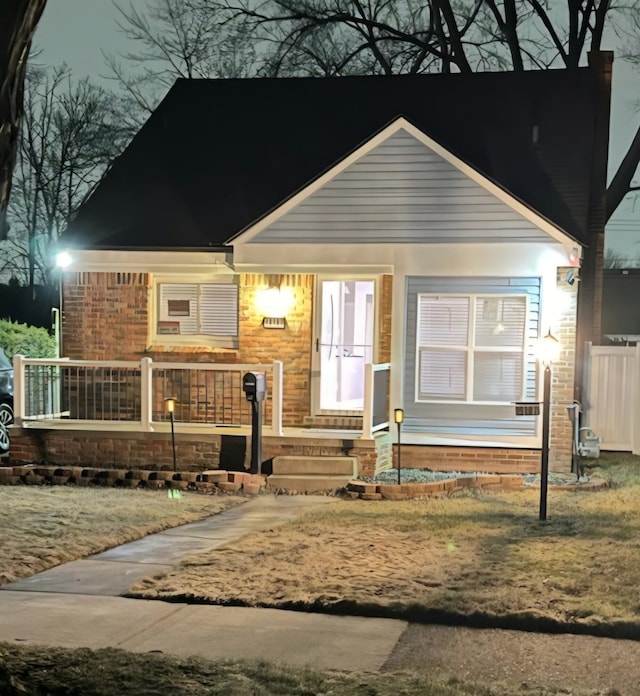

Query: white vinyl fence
[{"left": 583, "top": 342, "right": 640, "bottom": 453}]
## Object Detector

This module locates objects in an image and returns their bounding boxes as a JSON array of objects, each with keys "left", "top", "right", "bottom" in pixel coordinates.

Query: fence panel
[{"left": 583, "top": 342, "right": 640, "bottom": 453}]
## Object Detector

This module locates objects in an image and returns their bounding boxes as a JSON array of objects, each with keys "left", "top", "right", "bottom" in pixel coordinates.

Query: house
[{"left": 9, "top": 55, "right": 612, "bottom": 477}]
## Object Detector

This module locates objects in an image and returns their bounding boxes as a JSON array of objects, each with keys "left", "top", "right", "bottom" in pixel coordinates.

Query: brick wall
[
  {"left": 550, "top": 267, "right": 578, "bottom": 472},
  {"left": 63, "top": 272, "right": 151, "bottom": 360},
  {"left": 394, "top": 445, "right": 542, "bottom": 475},
  {"left": 7, "top": 427, "right": 388, "bottom": 476},
  {"left": 378, "top": 274, "right": 392, "bottom": 363},
  {"left": 8, "top": 428, "right": 538, "bottom": 477},
  {"left": 237, "top": 274, "right": 313, "bottom": 426},
  {"left": 62, "top": 272, "right": 396, "bottom": 427}
]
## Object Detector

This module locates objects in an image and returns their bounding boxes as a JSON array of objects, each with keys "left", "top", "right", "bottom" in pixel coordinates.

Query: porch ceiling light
[
  {"left": 535, "top": 329, "right": 561, "bottom": 366},
  {"left": 56, "top": 250, "right": 73, "bottom": 269}
]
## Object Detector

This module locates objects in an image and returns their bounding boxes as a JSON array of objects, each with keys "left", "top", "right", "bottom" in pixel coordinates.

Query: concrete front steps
[{"left": 266, "top": 455, "right": 357, "bottom": 493}]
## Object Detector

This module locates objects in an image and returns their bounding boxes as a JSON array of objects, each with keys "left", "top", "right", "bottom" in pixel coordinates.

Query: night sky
[{"left": 35, "top": 0, "right": 640, "bottom": 257}]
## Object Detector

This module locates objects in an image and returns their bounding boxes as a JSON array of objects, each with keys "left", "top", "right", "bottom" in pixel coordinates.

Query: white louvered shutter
[
  {"left": 159, "top": 284, "right": 198, "bottom": 334},
  {"left": 473, "top": 297, "right": 526, "bottom": 402},
  {"left": 417, "top": 296, "right": 469, "bottom": 400},
  {"left": 199, "top": 284, "right": 238, "bottom": 336}
]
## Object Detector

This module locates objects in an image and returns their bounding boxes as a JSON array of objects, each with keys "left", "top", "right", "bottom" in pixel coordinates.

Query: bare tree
[
  {"left": 0, "top": 0, "right": 48, "bottom": 239},
  {"left": 1, "top": 66, "right": 132, "bottom": 291},
  {"left": 215, "top": 0, "right": 637, "bottom": 222},
  {"left": 105, "top": 0, "right": 259, "bottom": 124}
]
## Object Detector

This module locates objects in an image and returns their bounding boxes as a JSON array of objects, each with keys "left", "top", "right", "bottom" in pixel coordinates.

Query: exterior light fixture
[
  {"left": 55, "top": 250, "right": 73, "bottom": 269},
  {"left": 256, "top": 285, "right": 294, "bottom": 329},
  {"left": 55, "top": 251, "right": 73, "bottom": 358},
  {"left": 534, "top": 330, "right": 560, "bottom": 521},
  {"left": 394, "top": 408, "right": 404, "bottom": 485},
  {"left": 568, "top": 246, "right": 581, "bottom": 267},
  {"left": 164, "top": 397, "right": 178, "bottom": 474}
]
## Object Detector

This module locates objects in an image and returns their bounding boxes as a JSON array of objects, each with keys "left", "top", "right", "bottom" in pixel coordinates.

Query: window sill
[{"left": 147, "top": 342, "right": 238, "bottom": 354}]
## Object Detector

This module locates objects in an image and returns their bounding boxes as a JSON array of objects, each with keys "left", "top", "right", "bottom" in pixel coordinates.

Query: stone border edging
[
  {"left": 0, "top": 465, "right": 265, "bottom": 496},
  {"left": 346, "top": 474, "right": 610, "bottom": 500}
]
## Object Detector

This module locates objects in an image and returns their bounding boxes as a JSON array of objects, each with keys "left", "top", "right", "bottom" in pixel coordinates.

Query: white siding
[{"left": 252, "top": 129, "right": 551, "bottom": 244}]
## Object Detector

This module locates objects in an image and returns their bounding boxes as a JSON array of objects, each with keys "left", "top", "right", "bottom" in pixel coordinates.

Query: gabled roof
[
  {"left": 236, "top": 118, "right": 573, "bottom": 247},
  {"left": 63, "top": 69, "right": 600, "bottom": 250}
]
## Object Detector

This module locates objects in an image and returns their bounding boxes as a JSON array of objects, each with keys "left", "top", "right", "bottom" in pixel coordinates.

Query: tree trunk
[{"left": 0, "top": 0, "right": 48, "bottom": 239}]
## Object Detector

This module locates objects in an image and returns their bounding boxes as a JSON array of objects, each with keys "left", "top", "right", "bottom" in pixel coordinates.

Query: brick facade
[
  {"left": 549, "top": 267, "right": 578, "bottom": 472},
  {"left": 54, "top": 267, "right": 577, "bottom": 475},
  {"left": 7, "top": 427, "right": 389, "bottom": 478}
]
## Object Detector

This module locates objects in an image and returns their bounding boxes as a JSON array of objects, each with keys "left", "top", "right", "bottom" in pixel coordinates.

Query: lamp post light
[
  {"left": 535, "top": 330, "right": 561, "bottom": 522},
  {"left": 164, "top": 397, "right": 178, "bottom": 473},
  {"left": 394, "top": 408, "right": 404, "bottom": 485},
  {"left": 55, "top": 250, "right": 73, "bottom": 358}
]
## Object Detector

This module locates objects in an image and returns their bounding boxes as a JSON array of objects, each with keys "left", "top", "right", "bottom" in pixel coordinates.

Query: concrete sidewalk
[{"left": 0, "top": 494, "right": 407, "bottom": 671}]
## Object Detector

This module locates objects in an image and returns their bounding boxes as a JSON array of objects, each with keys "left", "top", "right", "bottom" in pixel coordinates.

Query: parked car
[
  {"left": 0, "top": 347, "right": 14, "bottom": 426},
  {"left": 0, "top": 422, "right": 8, "bottom": 455}
]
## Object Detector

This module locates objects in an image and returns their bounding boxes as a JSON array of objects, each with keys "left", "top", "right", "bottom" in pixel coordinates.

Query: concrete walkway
[{"left": 0, "top": 494, "right": 406, "bottom": 671}]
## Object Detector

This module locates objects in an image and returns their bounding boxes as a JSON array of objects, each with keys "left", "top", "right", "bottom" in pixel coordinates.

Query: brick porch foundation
[{"left": 7, "top": 428, "right": 551, "bottom": 478}]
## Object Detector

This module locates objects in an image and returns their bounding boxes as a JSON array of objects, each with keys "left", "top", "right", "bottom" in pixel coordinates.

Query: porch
[{"left": 9, "top": 355, "right": 393, "bottom": 478}]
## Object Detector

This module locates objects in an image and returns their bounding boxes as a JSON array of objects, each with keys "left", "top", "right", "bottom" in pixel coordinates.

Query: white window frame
[
  {"left": 415, "top": 293, "right": 528, "bottom": 405},
  {"left": 150, "top": 275, "right": 239, "bottom": 348}
]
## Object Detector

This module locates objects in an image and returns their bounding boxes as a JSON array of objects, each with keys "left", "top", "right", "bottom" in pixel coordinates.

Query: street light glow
[{"left": 56, "top": 251, "right": 73, "bottom": 269}]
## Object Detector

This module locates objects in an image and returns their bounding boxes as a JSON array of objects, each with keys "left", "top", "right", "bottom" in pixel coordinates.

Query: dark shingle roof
[{"left": 63, "top": 69, "right": 599, "bottom": 249}]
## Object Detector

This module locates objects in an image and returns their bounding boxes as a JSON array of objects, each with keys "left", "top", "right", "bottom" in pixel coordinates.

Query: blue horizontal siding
[{"left": 252, "top": 129, "right": 550, "bottom": 244}]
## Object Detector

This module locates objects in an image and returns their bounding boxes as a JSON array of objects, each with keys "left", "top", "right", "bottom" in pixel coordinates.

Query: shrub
[{"left": 0, "top": 319, "right": 56, "bottom": 359}]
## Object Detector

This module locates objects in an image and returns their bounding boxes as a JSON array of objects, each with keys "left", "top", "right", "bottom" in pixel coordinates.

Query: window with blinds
[
  {"left": 158, "top": 283, "right": 238, "bottom": 337},
  {"left": 416, "top": 294, "right": 526, "bottom": 403}
]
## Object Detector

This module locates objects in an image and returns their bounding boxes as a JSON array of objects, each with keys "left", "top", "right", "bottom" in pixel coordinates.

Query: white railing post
[
  {"left": 271, "top": 360, "right": 284, "bottom": 436},
  {"left": 140, "top": 357, "right": 153, "bottom": 432},
  {"left": 12, "top": 354, "right": 26, "bottom": 424},
  {"left": 361, "top": 362, "right": 374, "bottom": 439}
]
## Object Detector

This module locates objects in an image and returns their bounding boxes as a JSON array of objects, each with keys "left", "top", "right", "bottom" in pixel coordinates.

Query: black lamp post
[
  {"left": 394, "top": 408, "right": 404, "bottom": 485},
  {"left": 164, "top": 397, "right": 178, "bottom": 473},
  {"left": 536, "top": 330, "right": 560, "bottom": 522}
]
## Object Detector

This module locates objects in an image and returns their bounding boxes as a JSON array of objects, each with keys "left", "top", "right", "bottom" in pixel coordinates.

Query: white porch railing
[
  {"left": 13, "top": 355, "right": 284, "bottom": 437},
  {"left": 362, "top": 362, "right": 391, "bottom": 439}
]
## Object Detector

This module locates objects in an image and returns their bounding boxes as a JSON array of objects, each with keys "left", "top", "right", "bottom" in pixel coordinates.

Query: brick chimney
[{"left": 574, "top": 50, "right": 613, "bottom": 401}]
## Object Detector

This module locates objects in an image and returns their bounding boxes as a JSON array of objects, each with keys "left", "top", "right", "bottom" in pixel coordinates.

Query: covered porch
[{"left": 8, "top": 355, "right": 393, "bottom": 478}]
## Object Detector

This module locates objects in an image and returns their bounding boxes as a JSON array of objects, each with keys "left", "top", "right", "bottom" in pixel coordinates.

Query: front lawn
[
  {"left": 0, "top": 486, "right": 242, "bottom": 584},
  {"left": 129, "top": 455, "right": 640, "bottom": 637},
  {"left": 0, "top": 643, "right": 602, "bottom": 696}
]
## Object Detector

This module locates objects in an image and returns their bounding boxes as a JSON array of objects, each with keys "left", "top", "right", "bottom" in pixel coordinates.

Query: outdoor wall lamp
[
  {"left": 394, "top": 408, "right": 404, "bottom": 485},
  {"left": 534, "top": 330, "right": 561, "bottom": 521},
  {"left": 256, "top": 285, "right": 294, "bottom": 329}
]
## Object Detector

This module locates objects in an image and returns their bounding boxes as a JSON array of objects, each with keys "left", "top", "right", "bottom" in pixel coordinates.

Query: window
[
  {"left": 157, "top": 282, "right": 238, "bottom": 338},
  {"left": 416, "top": 294, "right": 526, "bottom": 403}
]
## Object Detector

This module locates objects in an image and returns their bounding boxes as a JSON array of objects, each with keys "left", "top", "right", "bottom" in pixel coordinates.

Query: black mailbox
[{"left": 243, "top": 372, "right": 267, "bottom": 402}]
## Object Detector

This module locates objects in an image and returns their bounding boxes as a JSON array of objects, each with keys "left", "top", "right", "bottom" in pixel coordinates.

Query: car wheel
[
  {"left": 0, "top": 402, "right": 13, "bottom": 426},
  {"left": 0, "top": 423, "right": 9, "bottom": 454}
]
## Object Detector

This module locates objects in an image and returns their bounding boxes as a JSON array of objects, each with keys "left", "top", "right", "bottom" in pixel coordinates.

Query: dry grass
[
  {"left": 130, "top": 455, "right": 640, "bottom": 635},
  {"left": 0, "top": 486, "right": 242, "bottom": 584},
  {"left": 0, "top": 643, "right": 604, "bottom": 696}
]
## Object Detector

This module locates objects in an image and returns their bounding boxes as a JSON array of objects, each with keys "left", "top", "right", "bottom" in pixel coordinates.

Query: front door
[{"left": 314, "top": 279, "right": 375, "bottom": 413}]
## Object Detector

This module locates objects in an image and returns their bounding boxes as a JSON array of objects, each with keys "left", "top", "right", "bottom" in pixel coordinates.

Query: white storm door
[{"left": 314, "top": 279, "right": 375, "bottom": 413}]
